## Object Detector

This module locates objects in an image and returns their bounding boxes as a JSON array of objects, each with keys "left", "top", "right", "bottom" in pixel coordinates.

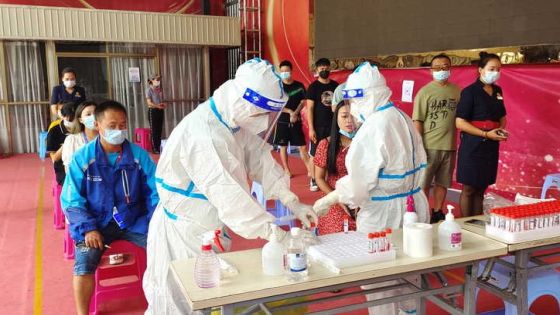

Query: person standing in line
[
  {"left": 306, "top": 58, "right": 339, "bottom": 191},
  {"left": 146, "top": 74, "right": 166, "bottom": 154},
  {"left": 50, "top": 67, "right": 86, "bottom": 118},
  {"left": 413, "top": 54, "right": 461, "bottom": 222},
  {"left": 456, "top": 52, "right": 508, "bottom": 217},
  {"left": 272, "top": 60, "right": 312, "bottom": 178}
]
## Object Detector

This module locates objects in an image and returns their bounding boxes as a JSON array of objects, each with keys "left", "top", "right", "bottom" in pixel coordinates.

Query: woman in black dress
[{"left": 455, "top": 52, "right": 509, "bottom": 217}]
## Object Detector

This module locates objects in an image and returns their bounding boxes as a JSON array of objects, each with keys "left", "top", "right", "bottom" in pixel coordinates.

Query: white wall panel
[{"left": 0, "top": 4, "right": 240, "bottom": 46}]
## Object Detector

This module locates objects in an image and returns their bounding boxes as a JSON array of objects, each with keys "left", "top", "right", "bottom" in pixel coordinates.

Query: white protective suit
[
  {"left": 313, "top": 62, "right": 429, "bottom": 315},
  {"left": 143, "top": 59, "right": 317, "bottom": 314}
]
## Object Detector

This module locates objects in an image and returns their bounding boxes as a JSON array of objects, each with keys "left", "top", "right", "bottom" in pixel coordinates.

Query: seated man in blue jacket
[{"left": 61, "top": 100, "right": 159, "bottom": 315}]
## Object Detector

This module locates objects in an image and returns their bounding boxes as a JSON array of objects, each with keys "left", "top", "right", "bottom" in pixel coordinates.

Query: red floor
[{"left": 0, "top": 153, "right": 558, "bottom": 314}]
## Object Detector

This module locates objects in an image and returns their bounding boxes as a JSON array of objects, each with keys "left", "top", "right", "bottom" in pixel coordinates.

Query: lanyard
[
  {"left": 82, "top": 132, "right": 88, "bottom": 144},
  {"left": 115, "top": 151, "right": 123, "bottom": 165}
]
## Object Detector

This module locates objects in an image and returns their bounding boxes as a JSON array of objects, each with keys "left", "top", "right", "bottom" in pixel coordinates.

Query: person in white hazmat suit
[
  {"left": 143, "top": 58, "right": 318, "bottom": 314},
  {"left": 313, "top": 62, "right": 429, "bottom": 315}
]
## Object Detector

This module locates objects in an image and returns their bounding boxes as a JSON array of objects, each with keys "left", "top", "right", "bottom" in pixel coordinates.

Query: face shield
[
  {"left": 239, "top": 87, "right": 286, "bottom": 141},
  {"left": 342, "top": 88, "right": 367, "bottom": 127}
]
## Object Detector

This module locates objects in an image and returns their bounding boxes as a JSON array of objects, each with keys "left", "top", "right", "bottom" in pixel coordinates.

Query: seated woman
[
  {"left": 313, "top": 101, "right": 357, "bottom": 234},
  {"left": 62, "top": 101, "right": 98, "bottom": 172}
]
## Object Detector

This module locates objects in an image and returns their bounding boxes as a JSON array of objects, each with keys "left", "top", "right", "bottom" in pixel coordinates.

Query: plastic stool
[
  {"left": 89, "top": 240, "right": 147, "bottom": 315},
  {"left": 63, "top": 219, "right": 74, "bottom": 259},
  {"left": 38, "top": 131, "right": 48, "bottom": 160},
  {"left": 160, "top": 139, "right": 167, "bottom": 154},
  {"left": 52, "top": 177, "right": 64, "bottom": 230},
  {"left": 477, "top": 256, "right": 560, "bottom": 315},
  {"left": 251, "top": 181, "right": 296, "bottom": 227},
  {"left": 134, "top": 128, "right": 151, "bottom": 152},
  {"left": 541, "top": 174, "right": 560, "bottom": 199}
]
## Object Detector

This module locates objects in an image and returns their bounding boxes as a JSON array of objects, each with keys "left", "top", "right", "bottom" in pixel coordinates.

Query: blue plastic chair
[
  {"left": 38, "top": 131, "right": 48, "bottom": 160},
  {"left": 477, "top": 256, "right": 560, "bottom": 315},
  {"left": 251, "top": 181, "right": 296, "bottom": 228},
  {"left": 541, "top": 174, "right": 560, "bottom": 199}
]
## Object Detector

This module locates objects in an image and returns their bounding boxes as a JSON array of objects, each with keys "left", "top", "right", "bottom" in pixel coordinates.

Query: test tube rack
[
  {"left": 486, "top": 200, "right": 560, "bottom": 243},
  {"left": 307, "top": 231, "right": 396, "bottom": 271}
]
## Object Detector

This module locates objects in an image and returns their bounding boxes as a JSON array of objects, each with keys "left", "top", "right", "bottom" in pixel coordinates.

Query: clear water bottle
[
  {"left": 194, "top": 236, "right": 220, "bottom": 288},
  {"left": 286, "top": 227, "right": 308, "bottom": 282}
]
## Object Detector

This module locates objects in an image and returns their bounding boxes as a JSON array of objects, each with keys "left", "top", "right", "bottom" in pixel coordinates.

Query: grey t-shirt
[{"left": 146, "top": 87, "right": 163, "bottom": 105}]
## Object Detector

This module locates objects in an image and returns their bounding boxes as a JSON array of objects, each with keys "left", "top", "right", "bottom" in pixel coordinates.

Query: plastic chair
[
  {"left": 134, "top": 128, "right": 151, "bottom": 152},
  {"left": 52, "top": 176, "right": 65, "bottom": 230},
  {"left": 541, "top": 174, "right": 560, "bottom": 199},
  {"left": 251, "top": 181, "right": 296, "bottom": 228},
  {"left": 38, "top": 131, "right": 48, "bottom": 160},
  {"left": 89, "top": 240, "right": 147, "bottom": 315},
  {"left": 160, "top": 139, "right": 167, "bottom": 154},
  {"left": 477, "top": 256, "right": 560, "bottom": 315},
  {"left": 63, "top": 219, "right": 74, "bottom": 259}
]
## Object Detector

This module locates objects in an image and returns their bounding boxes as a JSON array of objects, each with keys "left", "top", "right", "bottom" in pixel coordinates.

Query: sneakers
[
  {"left": 430, "top": 209, "right": 446, "bottom": 223},
  {"left": 309, "top": 179, "right": 319, "bottom": 192}
]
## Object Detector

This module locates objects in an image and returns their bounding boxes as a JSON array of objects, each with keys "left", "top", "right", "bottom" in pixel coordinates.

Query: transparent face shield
[
  {"left": 242, "top": 87, "right": 286, "bottom": 143},
  {"left": 343, "top": 88, "right": 366, "bottom": 127}
]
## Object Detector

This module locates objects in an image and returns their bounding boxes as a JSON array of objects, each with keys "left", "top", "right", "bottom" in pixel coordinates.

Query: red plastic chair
[
  {"left": 89, "top": 240, "right": 147, "bottom": 315},
  {"left": 52, "top": 176, "right": 64, "bottom": 230},
  {"left": 134, "top": 128, "right": 151, "bottom": 152}
]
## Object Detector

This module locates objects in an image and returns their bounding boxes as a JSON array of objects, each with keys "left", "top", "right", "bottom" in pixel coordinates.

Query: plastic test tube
[
  {"left": 379, "top": 231, "right": 386, "bottom": 252},
  {"left": 385, "top": 228, "right": 392, "bottom": 250},
  {"left": 343, "top": 218, "right": 349, "bottom": 234},
  {"left": 368, "top": 233, "right": 374, "bottom": 253}
]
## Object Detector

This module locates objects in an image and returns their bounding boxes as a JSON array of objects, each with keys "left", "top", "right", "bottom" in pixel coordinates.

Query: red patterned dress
[{"left": 313, "top": 138, "right": 357, "bottom": 234}]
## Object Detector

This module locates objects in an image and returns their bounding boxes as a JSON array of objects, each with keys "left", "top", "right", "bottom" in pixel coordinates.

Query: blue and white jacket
[{"left": 61, "top": 138, "right": 159, "bottom": 242}]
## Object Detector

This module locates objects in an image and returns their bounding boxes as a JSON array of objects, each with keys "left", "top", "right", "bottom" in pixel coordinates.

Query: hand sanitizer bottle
[{"left": 438, "top": 205, "right": 462, "bottom": 251}]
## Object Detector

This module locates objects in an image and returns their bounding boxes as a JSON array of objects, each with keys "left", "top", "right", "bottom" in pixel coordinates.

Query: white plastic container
[
  {"left": 438, "top": 205, "right": 462, "bottom": 251},
  {"left": 194, "top": 233, "right": 221, "bottom": 288},
  {"left": 261, "top": 225, "right": 285, "bottom": 276},
  {"left": 403, "top": 195, "right": 418, "bottom": 255},
  {"left": 286, "top": 227, "right": 308, "bottom": 282}
]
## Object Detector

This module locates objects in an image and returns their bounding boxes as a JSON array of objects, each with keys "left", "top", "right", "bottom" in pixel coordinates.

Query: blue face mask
[
  {"left": 432, "top": 70, "right": 450, "bottom": 82},
  {"left": 339, "top": 129, "right": 357, "bottom": 139},
  {"left": 83, "top": 115, "right": 96, "bottom": 130},
  {"left": 279, "top": 71, "right": 291, "bottom": 80},
  {"left": 102, "top": 128, "right": 127, "bottom": 145},
  {"left": 482, "top": 71, "right": 500, "bottom": 84}
]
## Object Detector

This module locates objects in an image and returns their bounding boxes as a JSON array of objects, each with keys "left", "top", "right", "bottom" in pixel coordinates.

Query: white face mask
[
  {"left": 482, "top": 70, "right": 500, "bottom": 84},
  {"left": 63, "top": 119, "right": 75, "bottom": 128},
  {"left": 152, "top": 80, "right": 161, "bottom": 87},
  {"left": 63, "top": 80, "right": 76, "bottom": 88}
]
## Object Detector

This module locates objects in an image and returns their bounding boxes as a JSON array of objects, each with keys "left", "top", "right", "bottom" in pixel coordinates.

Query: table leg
[
  {"left": 515, "top": 250, "right": 529, "bottom": 315},
  {"left": 221, "top": 304, "right": 235, "bottom": 315},
  {"left": 415, "top": 275, "right": 426, "bottom": 315},
  {"left": 463, "top": 263, "right": 479, "bottom": 315}
]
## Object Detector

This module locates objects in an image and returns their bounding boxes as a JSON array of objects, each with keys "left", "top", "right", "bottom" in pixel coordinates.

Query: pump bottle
[{"left": 438, "top": 205, "right": 462, "bottom": 251}]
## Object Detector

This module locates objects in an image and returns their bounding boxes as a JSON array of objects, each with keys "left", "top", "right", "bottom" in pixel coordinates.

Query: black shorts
[
  {"left": 272, "top": 121, "right": 306, "bottom": 147},
  {"left": 309, "top": 125, "right": 331, "bottom": 156}
]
